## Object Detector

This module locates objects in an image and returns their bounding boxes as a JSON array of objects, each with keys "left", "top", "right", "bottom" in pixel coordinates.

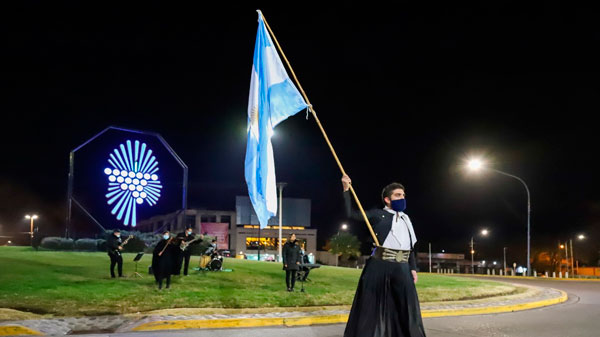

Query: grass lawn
[{"left": 0, "top": 247, "right": 517, "bottom": 317}]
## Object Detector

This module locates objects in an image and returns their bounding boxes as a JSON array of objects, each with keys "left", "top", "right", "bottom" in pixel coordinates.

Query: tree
[{"left": 328, "top": 232, "right": 361, "bottom": 265}]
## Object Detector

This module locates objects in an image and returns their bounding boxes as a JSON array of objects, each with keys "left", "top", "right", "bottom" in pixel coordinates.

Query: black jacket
[
  {"left": 106, "top": 234, "right": 122, "bottom": 256},
  {"left": 152, "top": 239, "right": 176, "bottom": 280},
  {"left": 282, "top": 241, "right": 302, "bottom": 271},
  {"left": 343, "top": 191, "right": 417, "bottom": 271}
]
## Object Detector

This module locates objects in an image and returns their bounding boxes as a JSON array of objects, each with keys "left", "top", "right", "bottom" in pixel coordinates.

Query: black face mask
[{"left": 391, "top": 199, "right": 406, "bottom": 212}]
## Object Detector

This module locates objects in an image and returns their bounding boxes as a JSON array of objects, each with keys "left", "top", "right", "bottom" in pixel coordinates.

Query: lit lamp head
[
  {"left": 578, "top": 234, "right": 586, "bottom": 240},
  {"left": 481, "top": 229, "right": 489, "bottom": 236},
  {"left": 25, "top": 214, "right": 38, "bottom": 220},
  {"left": 466, "top": 158, "right": 484, "bottom": 172},
  {"left": 341, "top": 224, "right": 348, "bottom": 230}
]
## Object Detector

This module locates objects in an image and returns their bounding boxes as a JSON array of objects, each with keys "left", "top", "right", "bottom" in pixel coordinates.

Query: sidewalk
[{"left": 0, "top": 283, "right": 567, "bottom": 336}]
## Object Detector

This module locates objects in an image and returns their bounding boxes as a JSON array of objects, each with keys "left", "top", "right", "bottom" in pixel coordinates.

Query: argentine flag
[{"left": 245, "top": 11, "right": 308, "bottom": 228}]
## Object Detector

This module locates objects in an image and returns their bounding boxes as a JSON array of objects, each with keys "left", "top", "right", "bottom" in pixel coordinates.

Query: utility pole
[
  {"left": 429, "top": 242, "right": 432, "bottom": 273},
  {"left": 470, "top": 237, "right": 475, "bottom": 274},
  {"left": 503, "top": 247, "right": 507, "bottom": 275}
]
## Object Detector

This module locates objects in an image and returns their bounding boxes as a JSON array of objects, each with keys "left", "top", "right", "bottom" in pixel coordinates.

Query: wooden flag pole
[{"left": 260, "top": 11, "right": 380, "bottom": 247}]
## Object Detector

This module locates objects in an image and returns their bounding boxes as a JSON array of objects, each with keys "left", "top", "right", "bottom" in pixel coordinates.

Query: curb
[
  {"left": 0, "top": 288, "right": 569, "bottom": 335},
  {"left": 131, "top": 314, "right": 349, "bottom": 331},
  {"left": 130, "top": 288, "right": 568, "bottom": 332},
  {"left": 449, "top": 273, "right": 600, "bottom": 282},
  {"left": 0, "top": 326, "right": 43, "bottom": 336},
  {"left": 421, "top": 288, "right": 568, "bottom": 317}
]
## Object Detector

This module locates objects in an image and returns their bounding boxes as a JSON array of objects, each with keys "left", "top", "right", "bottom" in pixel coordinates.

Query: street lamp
[
  {"left": 470, "top": 229, "right": 489, "bottom": 274},
  {"left": 466, "top": 157, "right": 532, "bottom": 276},
  {"left": 568, "top": 233, "right": 586, "bottom": 276},
  {"left": 277, "top": 182, "right": 287, "bottom": 263},
  {"left": 336, "top": 223, "right": 348, "bottom": 267},
  {"left": 25, "top": 214, "right": 38, "bottom": 246}
]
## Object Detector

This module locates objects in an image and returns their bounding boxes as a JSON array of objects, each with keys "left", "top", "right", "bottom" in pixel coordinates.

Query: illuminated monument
[
  {"left": 66, "top": 126, "right": 187, "bottom": 237},
  {"left": 103, "top": 140, "right": 163, "bottom": 227}
]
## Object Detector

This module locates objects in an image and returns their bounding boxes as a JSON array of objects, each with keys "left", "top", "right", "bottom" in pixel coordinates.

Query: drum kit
[{"left": 199, "top": 252, "right": 223, "bottom": 271}]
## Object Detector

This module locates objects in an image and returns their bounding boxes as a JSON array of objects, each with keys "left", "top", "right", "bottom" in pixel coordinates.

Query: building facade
[{"left": 135, "top": 195, "right": 317, "bottom": 261}]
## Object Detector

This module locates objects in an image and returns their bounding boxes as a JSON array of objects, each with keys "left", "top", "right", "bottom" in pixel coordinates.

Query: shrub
[
  {"left": 74, "top": 238, "right": 97, "bottom": 251},
  {"left": 96, "top": 239, "right": 106, "bottom": 252},
  {"left": 41, "top": 237, "right": 74, "bottom": 250},
  {"left": 122, "top": 236, "right": 146, "bottom": 253}
]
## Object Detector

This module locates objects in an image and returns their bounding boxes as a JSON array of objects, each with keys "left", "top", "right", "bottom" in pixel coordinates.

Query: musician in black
[
  {"left": 299, "top": 248, "right": 310, "bottom": 281},
  {"left": 152, "top": 230, "right": 176, "bottom": 290},
  {"left": 282, "top": 233, "right": 301, "bottom": 292},
  {"left": 205, "top": 239, "right": 217, "bottom": 257},
  {"left": 175, "top": 225, "right": 203, "bottom": 276},
  {"left": 106, "top": 229, "right": 124, "bottom": 278}
]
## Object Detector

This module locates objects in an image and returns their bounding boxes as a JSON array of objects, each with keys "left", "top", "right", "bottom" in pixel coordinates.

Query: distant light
[
  {"left": 481, "top": 229, "right": 489, "bottom": 236},
  {"left": 341, "top": 224, "right": 348, "bottom": 230},
  {"left": 7, "top": 241, "right": 11, "bottom": 244},
  {"left": 471, "top": 250, "right": 475, "bottom": 254},
  {"left": 482, "top": 260, "right": 486, "bottom": 264},
  {"left": 441, "top": 249, "right": 445, "bottom": 253},
  {"left": 560, "top": 244, "right": 565, "bottom": 249},
  {"left": 578, "top": 234, "right": 585, "bottom": 240},
  {"left": 493, "top": 261, "right": 497, "bottom": 265}
]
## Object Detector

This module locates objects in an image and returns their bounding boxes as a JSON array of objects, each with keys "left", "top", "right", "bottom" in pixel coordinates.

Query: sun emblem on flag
[{"left": 103, "top": 140, "right": 163, "bottom": 226}]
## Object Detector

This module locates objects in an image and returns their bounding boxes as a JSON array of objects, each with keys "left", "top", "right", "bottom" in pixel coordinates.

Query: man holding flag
[{"left": 245, "top": 10, "right": 308, "bottom": 229}]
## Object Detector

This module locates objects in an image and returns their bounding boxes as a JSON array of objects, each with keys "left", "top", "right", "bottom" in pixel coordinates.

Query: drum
[
  {"left": 208, "top": 258, "right": 222, "bottom": 271},
  {"left": 199, "top": 255, "right": 211, "bottom": 269}
]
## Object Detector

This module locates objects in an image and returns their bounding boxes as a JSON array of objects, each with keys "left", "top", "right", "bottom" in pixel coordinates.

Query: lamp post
[
  {"left": 566, "top": 234, "right": 585, "bottom": 276},
  {"left": 336, "top": 224, "right": 348, "bottom": 267},
  {"left": 503, "top": 247, "right": 507, "bottom": 275},
  {"left": 25, "top": 214, "right": 38, "bottom": 246},
  {"left": 277, "top": 182, "right": 287, "bottom": 263},
  {"left": 466, "top": 158, "right": 532, "bottom": 276},
  {"left": 470, "top": 229, "right": 489, "bottom": 274}
]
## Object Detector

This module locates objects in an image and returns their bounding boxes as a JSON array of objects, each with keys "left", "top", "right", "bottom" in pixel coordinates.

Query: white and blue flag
[{"left": 245, "top": 11, "right": 308, "bottom": 228}]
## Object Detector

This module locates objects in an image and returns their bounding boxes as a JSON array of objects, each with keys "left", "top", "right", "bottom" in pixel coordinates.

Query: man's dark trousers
[{"left": 110, "top": 253, "right": 123, "bottom": 278}]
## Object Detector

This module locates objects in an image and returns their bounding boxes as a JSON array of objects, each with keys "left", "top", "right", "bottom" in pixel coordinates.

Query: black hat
[
  {"left": 113, "top": 229, "right": 121, "bottom": 233},
  {"left": 186, "top": 225, "right": 193, "bottom": 230}
]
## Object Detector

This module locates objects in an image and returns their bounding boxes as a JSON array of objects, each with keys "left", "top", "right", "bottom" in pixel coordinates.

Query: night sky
[{"left": 3, "top": 2, "right": 600, "bottom": 266}]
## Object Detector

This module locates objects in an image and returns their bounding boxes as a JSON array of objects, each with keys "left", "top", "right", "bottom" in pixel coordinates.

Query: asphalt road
[{"left": 82, "top": 277, "right": 600, "bottom": 337}]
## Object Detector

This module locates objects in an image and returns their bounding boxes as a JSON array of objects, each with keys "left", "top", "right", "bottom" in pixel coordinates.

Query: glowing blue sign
[{"left": 104, "top": 140, "right": 163, "bottom": 226}]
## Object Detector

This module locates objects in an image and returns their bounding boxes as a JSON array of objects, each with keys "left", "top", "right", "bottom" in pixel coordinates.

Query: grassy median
[{"left": 0, "top": 247, "right": 517, "bottom": 317}]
